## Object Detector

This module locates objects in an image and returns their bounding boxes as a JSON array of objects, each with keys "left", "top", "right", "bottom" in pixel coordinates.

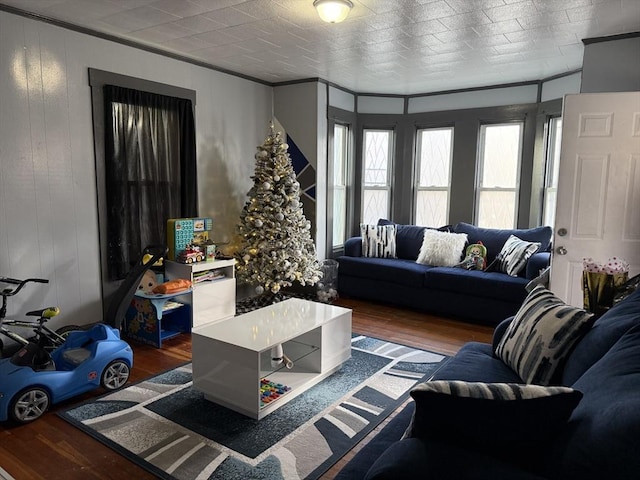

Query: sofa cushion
[
  {"left": 408, "top": 381, "right": 582, "bottom": 470},
  {"left": 432, "top": 342, "right": 523, "bottom": 383},
  {"left": 424, "top": 267, "right": 529, "bottom": 303},
  {"left": 361, "top": 224, "right": 397, "bottom": 258},
  {"left": 378, "top": 219, "right": 426, "bottom": 260},
  {"left": 547, "top": 323, "right": 640, "bottom": 480},
  {"left": 453, "top": 223, "right": 553, "bottom": 268},
  {"left": 562, "top": 287, "right": 640, "bottom": 385},
  {"left": 336, "top": 256, "right": 432, "bottom": 287},
  {"left": 417, "top": 230, "right": 468, "bottom": 267},
  {"left": 494, "top": 235, "right": 541, "bottom": 276},
  {"left": 365, "top": 437, "right": 549, "bottom": 480},
  {"left": 495, "top": 286, "right": 593, "bottom": 385},
  {"left": 378, "top": 220, "right": 454, "bottom": 261}
]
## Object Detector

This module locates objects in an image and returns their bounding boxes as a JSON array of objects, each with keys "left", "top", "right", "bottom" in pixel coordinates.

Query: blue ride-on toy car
[{"left": 0, "top": 323, "right": 133, "bottom": 423}]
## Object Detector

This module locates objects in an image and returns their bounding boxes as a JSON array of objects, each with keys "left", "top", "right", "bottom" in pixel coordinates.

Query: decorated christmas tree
[{"left": 235, "top": 123, "right": 322, "bottom": 296}]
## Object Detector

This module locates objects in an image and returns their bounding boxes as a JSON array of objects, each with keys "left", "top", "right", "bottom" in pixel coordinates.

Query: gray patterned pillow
[
  {"left": 495, "top": 285, "right": 594, "bottom": 385},
  {"left": 360, "top": 224, "right": 397, "bottom": 258},
  {"left": 496, "top": 234, "right": 541, "bottom": 276}
]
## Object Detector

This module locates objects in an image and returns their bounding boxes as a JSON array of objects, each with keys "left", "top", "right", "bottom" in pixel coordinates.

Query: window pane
[
  {"left": 333, "top": 186, "right": 346, "bottom": 246},
  {"left": 334, "top": 125, "right": 347, "bottom": 186},
  {"left": 416, "top": 190, "right": 448, "bottom": 227},
  {"left": 543, "top": 188, "right": 557, "bottom": 227},
  {"left": 480, "top": 124, "right": 521, "bottom": 188},
  {"left": 362, "top": 189, "right": 389, "bottom": 225},
  {"left": 364, "top": 130, "right": 390, "bottom": 186},
  {"left": 477, "top": 191, "right": 517, "bottom": 229},
  {"left": 332, "top": 124, "right": 348, "bottom": 248},
  {"left": 542, "top": 117, "right": 562, "bottom": 227},
  {"left": 418, "top": 128, "right": 452, "bottom": 187}
]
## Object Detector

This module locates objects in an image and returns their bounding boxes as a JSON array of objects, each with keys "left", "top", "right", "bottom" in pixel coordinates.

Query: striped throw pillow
[
  {"left": 407, "top": 380, "right": 582, "bottom": 469},
  {"left": 496, "top": 234, "right": 540, "bottom": 276},
  {"left": 360, "top": 224, "right": 397, "bottom": 258},
  {"left": 495, "top": 285, "right": 594, "bottom": 385}
]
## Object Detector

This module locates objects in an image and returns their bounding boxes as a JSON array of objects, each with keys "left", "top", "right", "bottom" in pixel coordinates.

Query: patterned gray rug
[{"left": 58, "top": 336, "right": 448, "bottom": 480}]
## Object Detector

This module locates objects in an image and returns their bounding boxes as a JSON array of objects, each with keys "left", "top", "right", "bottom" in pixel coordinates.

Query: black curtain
[{"left": 104, "top": 85, "right": 197, "bottom": 280}]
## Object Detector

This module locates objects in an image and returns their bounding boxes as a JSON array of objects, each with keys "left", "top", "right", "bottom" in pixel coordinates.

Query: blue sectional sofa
[
  {"left": 355, "top": 286, "right": 640, "bottom": 480},
  {"left": 337, "top": 221, "right": 552, "bottom": 325}
]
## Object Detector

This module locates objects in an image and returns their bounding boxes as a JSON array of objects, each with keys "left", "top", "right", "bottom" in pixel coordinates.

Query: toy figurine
[{"left": 456, "top": 242, "right": 487, "bottom": 271}]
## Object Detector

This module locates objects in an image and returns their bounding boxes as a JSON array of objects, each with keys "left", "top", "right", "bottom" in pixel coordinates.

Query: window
[
  {"left": 362, "top": 129, "right": 393, "bottom": 224},
  {"left": 332, "top": 123, "right": 349, "bottom": 248},
  {"left": 476, "top": 123, "right": 523, "bottom": 229},
  {"left": 542, "top": 116, "right": 562, "bottom": 227},
  {"left": 103, "top": 85, "right": 197, "bottom": 279},
  {"left": 415, "top": 127, "right": 453, "bottom": 227}
]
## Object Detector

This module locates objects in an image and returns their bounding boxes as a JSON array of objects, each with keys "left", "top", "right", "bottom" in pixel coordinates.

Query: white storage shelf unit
[{"left": 165, "top": 259, "right": 236, "bottom": 328}]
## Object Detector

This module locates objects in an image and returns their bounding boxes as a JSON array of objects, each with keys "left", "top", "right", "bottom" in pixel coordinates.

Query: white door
[{"left": 550, "top": 92, "right": 640, "bottom": 307}]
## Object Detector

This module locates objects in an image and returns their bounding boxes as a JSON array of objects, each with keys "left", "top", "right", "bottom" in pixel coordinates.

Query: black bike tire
[{"left": 55, "top": 325, "right": 83, "bottom": 338}]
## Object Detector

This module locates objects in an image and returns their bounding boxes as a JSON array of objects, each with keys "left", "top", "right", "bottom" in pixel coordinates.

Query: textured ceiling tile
[
  {"left": 471, "top": 18, "right": 523, "bottom": 36},
  {"left": 149, "top": 0, "right": 212, "bottom": 17},
  {"left": 160, "top": 34, "right": 216, "bottom": 52},
  {"left": 98, "top": 6, "right": 180, "bottom": 32},
  {"left": 189, "top": 0, "right": 245, "bottom": 10},
  {"left": 517, "top": 10, "right": 570, "bottom": 29},
  {"left": 468, "top": 33, "right": 511, "bottom": 48},
  {"left": 233, "top": 0, "right": 290, "bottom": 20},
  {"left": 192, "top": 28, "right": 242, "bottom": 45},
  {"left": 173, "top": 15, "right": 226, "bottom": 32},
  {"left": 411, "top": 1, "right": 457, "bottom": 22},
  {"left": 484, "top": 1, "right": 538, "bottom": 22},
  {"left": 533, "top": 0, "right": 592, "bottom": 13},
  {"left": 402, "top": 19, "right": 450, "bottom": 37},
  {"left": 438, "top": 11, "right": 493, "bottom": 30},
  {"left": 201, "top": 6, "right": 258, "bottom": 27},
  {"left": 444, "top": 0, "right": 505, "bottom": 14},
  {"left": 39, "top": 0, "right": 123, "bottom": 21},
  {"left": 129, "top": 22, "right": 195, "bottom": 43}
]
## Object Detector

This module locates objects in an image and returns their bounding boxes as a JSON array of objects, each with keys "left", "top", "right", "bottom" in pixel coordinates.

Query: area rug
[{"left": 58, "top": 336, "right": 448, "bottom": 480}]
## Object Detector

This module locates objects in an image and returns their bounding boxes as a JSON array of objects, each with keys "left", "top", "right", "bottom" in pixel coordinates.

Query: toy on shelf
[
  {"left": 167, "top": 217, "right": 213, "bottom": 263},
  {"left": 259, "top": 378, "right": 291, "bottom": 408}
]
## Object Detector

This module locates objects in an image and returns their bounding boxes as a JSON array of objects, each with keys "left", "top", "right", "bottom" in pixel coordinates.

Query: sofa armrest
[
  {"left": 526, "top": 252, "right": 550, "bottom": 280},
  {"left": 492, "top": 317, "right": 514, "bottom": 353},
  {"left": 344, "top": 237, "right": 362, "bottom": 257}
]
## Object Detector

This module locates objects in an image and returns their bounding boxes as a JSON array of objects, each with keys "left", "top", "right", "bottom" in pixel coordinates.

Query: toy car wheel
[
  {"left": 101, "top": 360, "right": 130, "bottom": 390},
  {"left": 10, "top": 387, "right": 50, "bottom": 423}
]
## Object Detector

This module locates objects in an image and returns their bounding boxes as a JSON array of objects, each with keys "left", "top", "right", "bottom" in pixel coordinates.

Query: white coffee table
[{"left": 191, "top": 298, "right": 352, "bottom": 419}]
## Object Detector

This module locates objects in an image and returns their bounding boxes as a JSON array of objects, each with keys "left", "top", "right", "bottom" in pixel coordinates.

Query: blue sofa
[
  {"left": 337, "top": 221, "right": 552, "bottom": 325},
  {"left": 359, "top": 286, "right": 640, "bottom": 480}
]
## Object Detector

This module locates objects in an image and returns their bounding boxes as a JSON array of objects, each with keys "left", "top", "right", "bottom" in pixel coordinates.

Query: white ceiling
[{"left": 1, "top": 0, "right": 639, "bottom": 95}]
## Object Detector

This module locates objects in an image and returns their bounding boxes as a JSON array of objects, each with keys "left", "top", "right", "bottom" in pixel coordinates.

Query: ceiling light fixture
[{"left": 313, "top": 0, "right": 353, "bottom": 24}]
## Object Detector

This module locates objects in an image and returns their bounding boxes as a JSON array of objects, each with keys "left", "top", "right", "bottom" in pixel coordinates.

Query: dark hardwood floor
[{"left": 0, "top": 297, "right": 493, "bottom": 480}]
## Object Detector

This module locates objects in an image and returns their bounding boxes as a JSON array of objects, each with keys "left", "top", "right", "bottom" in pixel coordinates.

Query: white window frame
[
  {"left": 414, "top": 127, "right": 454, "bottom": 227},
  {"left": 475, "top": 122, "right": 524, "bottom": 229}
]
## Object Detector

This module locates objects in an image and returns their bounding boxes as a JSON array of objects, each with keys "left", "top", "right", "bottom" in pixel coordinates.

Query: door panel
[{"left": 550, "top": 92, "right": 640, "bottom": 306}]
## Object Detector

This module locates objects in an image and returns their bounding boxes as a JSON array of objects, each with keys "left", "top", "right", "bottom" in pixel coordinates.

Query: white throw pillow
[
  {"left": 360, "top": 224, "right": 397, "bottom": 258},
  {"left": 416, "top": 229, "right": 467, "bottom": 267}
]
